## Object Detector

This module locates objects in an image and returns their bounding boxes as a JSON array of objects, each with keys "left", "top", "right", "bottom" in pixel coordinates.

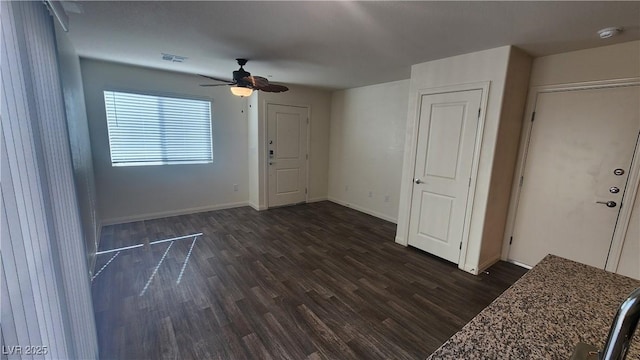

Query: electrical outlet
[
  {"left": 233, "top": 184, "right": 238, "bottom": 192},
  {"left": 368, "top": 191, "right": 373, "bottom": 198}
]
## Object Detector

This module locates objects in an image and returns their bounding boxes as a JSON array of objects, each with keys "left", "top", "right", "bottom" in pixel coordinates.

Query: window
[{"left": 103, "top": 91, "right": 212, "bottom": 167}]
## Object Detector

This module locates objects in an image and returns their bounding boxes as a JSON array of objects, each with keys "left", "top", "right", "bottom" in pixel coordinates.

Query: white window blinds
[{"left": 104, "top": 91, "right": 213, "bottom": 166}]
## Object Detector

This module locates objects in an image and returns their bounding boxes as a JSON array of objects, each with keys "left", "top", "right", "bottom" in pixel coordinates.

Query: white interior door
[
  {"left": 408, "top": 90, "right": 482, "bottom": 263},
  {"left": 509, "top": 85, "right": 640, "bottom": 268},
  {"left": 267, "top": 104, "right": 308, "bottom": 207}
]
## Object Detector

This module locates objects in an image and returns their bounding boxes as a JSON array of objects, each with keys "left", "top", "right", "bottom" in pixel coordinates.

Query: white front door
[
  {"left": 408, "top": 90, "right": 482, "bottom": 263},
  {"left": 508, "top": 85, "right": 640, "bottom": 268},
  {"left": 267, "top": 104, "right": 309, "bottom": 208}
]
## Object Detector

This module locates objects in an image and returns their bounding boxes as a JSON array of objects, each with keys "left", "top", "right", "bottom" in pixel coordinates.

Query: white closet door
[{"left": 408, "top": 89, "right": 482, "bottom": 264}]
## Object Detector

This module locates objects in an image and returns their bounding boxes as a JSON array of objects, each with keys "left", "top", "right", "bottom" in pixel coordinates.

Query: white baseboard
[
  {"left": 506, "top": 259, "right": 533, "bottom": 269},
  {"left": 327, "top": 197, "right": 397, "bottom": 224},
  {"left": 460, "top": 253, "right": 502, "bottom": 275},
  {"left": 249, "top": 198, "right": 326, "bottom": 211},
  {"left": 101, "top": 201, "right": 249, "bottom": 226},
  {"left": 248, "top": 202, "right": 267, "bottom": 211}
]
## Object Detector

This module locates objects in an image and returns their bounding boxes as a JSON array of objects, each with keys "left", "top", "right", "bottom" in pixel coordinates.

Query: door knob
[
  {"left": 414, "top": 179, "right": 424, "bottom": 184},
  {"left": 596, "top": 201, "right": 617, "bottom": 208}
]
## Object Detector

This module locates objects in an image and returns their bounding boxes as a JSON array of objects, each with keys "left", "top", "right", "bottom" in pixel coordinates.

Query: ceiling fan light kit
[
  {"left": 230, "top": 86, "right": 253, "bottom": 97},
  {"left": 200, "top": 58, "right": 289, "bottom": 97}
]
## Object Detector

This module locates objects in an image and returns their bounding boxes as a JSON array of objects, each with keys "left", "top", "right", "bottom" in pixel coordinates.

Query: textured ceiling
[{"left": 64, "top": 1, "right": 640, "bottom": 90}]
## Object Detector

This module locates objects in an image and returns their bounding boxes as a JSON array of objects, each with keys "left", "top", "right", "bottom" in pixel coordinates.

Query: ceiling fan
[{"left": 200, "top": 59, "right": 289, "bottom": 97}]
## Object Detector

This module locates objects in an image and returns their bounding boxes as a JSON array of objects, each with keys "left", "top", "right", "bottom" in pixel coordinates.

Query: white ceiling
[{"left": 64, "top": 1, "right": 640, "bottom": 90}]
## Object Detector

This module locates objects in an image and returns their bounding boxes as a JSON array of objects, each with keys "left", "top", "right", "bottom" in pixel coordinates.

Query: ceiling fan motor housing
[
  {"left": 233, "top": 58, "right": 251, "bottom": 87},
  {"left": 233, "top": 68, "right": 251, "bottom": 85}
]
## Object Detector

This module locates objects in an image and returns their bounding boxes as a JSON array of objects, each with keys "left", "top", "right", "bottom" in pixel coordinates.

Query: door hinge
[
  {"left": 305, "top": 188, "right": 308, "bottom": 194},
  {"left": 459, "top": 242, "right": 462, "bottom": 250},
  {"left": 519, "top": 176, "right": 524, "bottom": 187},
  {"left": 509, "top": 236, "right": 513, "bottom": 245},
  {"left": 478, "top": 108, "right": 481, "bottom": 119},
  {"left": 531, "top": 111, "right": 536, "bottom": 122},
  {"left": 307, "top": 118, "right": 309, "bottom": 124},
  {"left": 306, "top": 154, "right": 308, "bottom": 160}
]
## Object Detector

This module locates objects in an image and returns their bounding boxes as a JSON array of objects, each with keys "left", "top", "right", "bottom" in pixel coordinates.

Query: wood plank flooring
[{"left": 92, "top": 201, "right": 527, "bottom": 359}]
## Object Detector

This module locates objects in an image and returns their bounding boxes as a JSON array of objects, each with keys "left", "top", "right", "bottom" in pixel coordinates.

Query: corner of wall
[
  {"left": 248, "top": 202, "right": 267, "bottom": 211},
  {"left": 327, "top": 80, "right": 409, "bottom": 224},
  {"left": 396, "top": 80, "right": 421, "bottom": 246},
  {"left": 478, "top": 46, "right": 533, "bottom": 268},
  {"left": 394, "top": 236, "right": 407, "bottom": 246},
  {"left": 461, "top": 243, "right": 500, "bottom": 275}
]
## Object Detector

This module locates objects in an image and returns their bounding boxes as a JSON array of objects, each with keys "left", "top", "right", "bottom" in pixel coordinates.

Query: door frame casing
[
  {"left": 399, "top": 81, "right": 490, "bottom": 271},
  {"left": 501, "top": 77, "right": 640, "bottom": 273},
  {"left": 264, "top": 102, "right": 311, "bottom": 209}
]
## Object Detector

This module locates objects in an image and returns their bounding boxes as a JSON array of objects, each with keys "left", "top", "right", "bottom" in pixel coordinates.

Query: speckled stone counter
[{"left": 427, "top": 255, "right": 640, "bottom": 359}]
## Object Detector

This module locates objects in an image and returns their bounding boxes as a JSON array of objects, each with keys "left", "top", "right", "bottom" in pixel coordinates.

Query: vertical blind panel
[
  {"left": 104, "top": 91, "right": 213, "bottom": 166},
  {"left": 2, "top": 1, "right": 75, "bottom": 358},
  {"left": 24, "top": 1, "right": 102, "bottom": 357}
]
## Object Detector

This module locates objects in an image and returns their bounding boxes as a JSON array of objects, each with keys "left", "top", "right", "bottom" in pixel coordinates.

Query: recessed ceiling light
[{"left": 597, "top": 27, "right": 622, "bottom": 39}]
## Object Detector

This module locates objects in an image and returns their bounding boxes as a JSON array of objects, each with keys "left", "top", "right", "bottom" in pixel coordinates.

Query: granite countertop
[{"left": 427, "top": 255, "right": 640, "bottom": 359}]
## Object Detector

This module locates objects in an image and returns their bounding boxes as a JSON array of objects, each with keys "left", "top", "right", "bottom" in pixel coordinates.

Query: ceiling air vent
[{"left": 161, "top": 53, "right": 188, "bottom": 63}]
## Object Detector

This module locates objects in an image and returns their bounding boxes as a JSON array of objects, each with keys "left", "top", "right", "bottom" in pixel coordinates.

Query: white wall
[
  {"left": 55, "top": 23, "right": 100, "bottom": 271},
  {"left": 397, "top": 45, "right": 531, "bottom": 274},
  {"left": 529, "top": 40, "right": 640, "bottom": 87},
  {"left": 81, "top": 59, "right": 250, "bottom": 224},
  {"left": 522, "top": 41, "right": 640, "bottom": 279},
  {"left": 618, "top": 188, "right": 640, "bottom": 279},
  {"left": 248, "top": 93, "right": 260, "bottom": 209},
  {"left": 328, "top": 80, "right": 409, "bottom": 222},
  {"left": 251, "top": 85, "right": 332, "bottom": 209}
]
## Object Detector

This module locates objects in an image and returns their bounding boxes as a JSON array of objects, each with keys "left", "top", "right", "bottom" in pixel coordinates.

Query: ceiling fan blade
[
  {"left": 199, "top": 74, "right": 234, "bottom": 83},
  {"left": 199, "top": 83, "right": 233, "bottom": 87},
  {"left": 258, "top": 84, "right": 289, "bottom": 93},
  {"left": 243, "top": 75, "right": 269, "bottom": 89}
]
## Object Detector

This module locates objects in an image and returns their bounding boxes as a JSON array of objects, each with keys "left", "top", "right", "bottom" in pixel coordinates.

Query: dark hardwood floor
[{"left": 93, "top": 201, "right": 527, "bottom": 360}]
